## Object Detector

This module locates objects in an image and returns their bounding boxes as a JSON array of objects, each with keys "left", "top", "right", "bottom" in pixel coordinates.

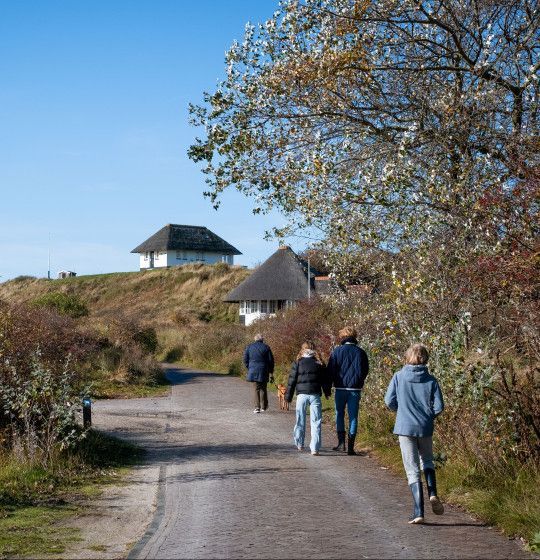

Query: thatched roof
[
  {"left": 224, "top": 246, "right": 317, "bottom": 302},
  {"left": 131, "top": 224, "right": 242, "bottom": 255}
]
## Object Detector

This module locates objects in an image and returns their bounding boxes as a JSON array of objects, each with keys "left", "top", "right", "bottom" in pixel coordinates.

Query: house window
[
  {"left": 250, "top": 300, "right": 259, "bottom": 313},
  {"left": 195, "top": 252, "right": 205, "bottom": 262},
  {"left": 143, "top": 252, "right": 148, "bottom": 261},
  {"left": 268, "top": 300, "right": 276, "bottom": 313},
  {"left": 260, "top": 300, "right": 268, "bottom": 314},
  {"left": 240, "top": 301, "right": 246, "bottom": 314}
]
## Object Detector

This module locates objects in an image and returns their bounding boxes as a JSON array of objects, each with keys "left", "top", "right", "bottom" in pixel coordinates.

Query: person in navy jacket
[
  {"left": 327, "top": 326, "right": 369, "bottom": 455},
  {"left": 243, "top": 333, "right": 275, "bottom": 413}
]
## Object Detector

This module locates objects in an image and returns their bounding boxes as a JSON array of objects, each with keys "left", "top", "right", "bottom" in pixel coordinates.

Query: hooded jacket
[
  {"left": 243, "top": 340, "right": 274, "bottom": 383},
  {"left": 285, "top": 351, "right": 331, "bottom": 402},
  {"left": 384, "top": 364, "right": 444, "bottom": 437},
  {"left": 327, "top": 337, "right": 369, "bottom": 390}
]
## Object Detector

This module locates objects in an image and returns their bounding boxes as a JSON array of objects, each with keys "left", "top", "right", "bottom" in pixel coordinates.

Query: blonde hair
[
  {"left": 404, "top": 343, "right": 429, "bottom": 365},
  {"left": 254, "top": 333, "right": 264, "bottom": 341},
  {"left": 296, "top": 340, "right": 323, "bottom": 363},
  {"left": 338, "top": 326, "right": 357, "bottom": 339}
]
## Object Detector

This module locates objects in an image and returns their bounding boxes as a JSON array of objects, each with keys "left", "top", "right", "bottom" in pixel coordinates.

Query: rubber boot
[
  {"left": 332, "top": 431, "right": 346, "bottom": 452},
  {"left": 424, "top": 468, "right": 444, "bottom": 515},
  {"left": 408, "top": 481, "right": 425, "bottom": 524},
  {"left": 347, "top": 434, "right": 357, "bottom": 455}
]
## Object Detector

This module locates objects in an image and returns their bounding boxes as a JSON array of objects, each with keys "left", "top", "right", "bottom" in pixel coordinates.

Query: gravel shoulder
[{"left": 61, "top": 366, "right": 534, "bottom": 559}]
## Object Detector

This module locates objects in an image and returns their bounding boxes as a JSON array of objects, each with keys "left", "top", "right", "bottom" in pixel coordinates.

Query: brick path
[{"left": 93, "top": 366, "right": 533, "bottom": 559}]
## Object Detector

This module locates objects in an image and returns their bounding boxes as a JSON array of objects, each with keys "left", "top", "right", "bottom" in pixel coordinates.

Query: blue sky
[{"left": 0, "top": 0, "right": 294, "bottom": 280}]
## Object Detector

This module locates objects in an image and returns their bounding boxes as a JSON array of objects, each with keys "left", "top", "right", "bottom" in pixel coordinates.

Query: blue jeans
[
  {"left": 335, "top": 390, "right": 361, "bottom": 435},
  {"left": 294, "top": 394, "right": 322, "bottom": 453},
  {"left": 398, "top": 435, "right": 435, "bottom": 484}
]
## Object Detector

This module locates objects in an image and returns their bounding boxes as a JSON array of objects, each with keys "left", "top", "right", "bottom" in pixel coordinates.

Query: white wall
[
  {"left": 139, "top": 250, "right": 168, "bottom": 269},
  {"left": 138, "top": 250, "right": 234, "bottom": 269},
  {"left": 239, "top": 300, "right": 294, "bottom": 326}
]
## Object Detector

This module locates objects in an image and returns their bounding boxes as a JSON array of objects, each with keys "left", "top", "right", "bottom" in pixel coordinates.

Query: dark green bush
[
  {"left": 32, "top": 292, "right": 88, "bottom": 318},
  {"left": 165, "top": 346, "right": 184, "bottom": 363},
  {"left": 133, "top": 327, "right": 158, "bottom": 354}
]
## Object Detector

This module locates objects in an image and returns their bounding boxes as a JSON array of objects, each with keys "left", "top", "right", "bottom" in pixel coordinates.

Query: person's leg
[
  {"left": 254, "top": 382, "right": 261, "bottom": 411},
  {"left": 294, "top": 394, "right": 308, "bottom": 449},
  {"left": 346, "top": 391, "right": 361, "bottom": 455},
  {"left": 333, "top": 390, "right": 347, "bottom": 451},
  {"left": 261, "top": 382, "right": 268, "bottom": 411},
  {"left": 399, "top": 435, "right": 424, "bottom": 524},
  {"left": 308, "top": 395, "right": 322, "bottom": 454},
  {"left": 418, "top": 436, "right": 444, "bottom": 515}
]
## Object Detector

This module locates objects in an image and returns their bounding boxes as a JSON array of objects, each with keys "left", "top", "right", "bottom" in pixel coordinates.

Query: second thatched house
[{"left": 224, "top": 245, "right": 331, "bottom": 326}]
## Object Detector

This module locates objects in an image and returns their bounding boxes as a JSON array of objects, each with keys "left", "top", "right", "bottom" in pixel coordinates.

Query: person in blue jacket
[
  {"left": 327, "top": 326, "right": 369, "bottom": 455},
  {"left": 243, "top": 333, "right": 275, "bottom": 413},
  {"left": 384, "top": 343, "right": 445, "bottom": 524}
]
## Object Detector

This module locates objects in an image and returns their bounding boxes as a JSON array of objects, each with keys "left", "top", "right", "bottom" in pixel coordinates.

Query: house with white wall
[
  {"left": 131, "top": 224, "right": 242, "bottom": 270},
  {"left": 224, "top": 246, "right": 331, "bottom": 326}
]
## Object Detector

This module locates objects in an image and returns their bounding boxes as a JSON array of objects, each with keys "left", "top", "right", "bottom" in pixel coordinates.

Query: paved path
[{"left": 93, "top": 366, "right": 532, "bottom": 559}]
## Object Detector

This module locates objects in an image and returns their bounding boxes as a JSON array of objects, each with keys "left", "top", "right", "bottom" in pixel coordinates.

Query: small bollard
[{"left": 83, "top": 397, "right": 92, "bottom": 428}]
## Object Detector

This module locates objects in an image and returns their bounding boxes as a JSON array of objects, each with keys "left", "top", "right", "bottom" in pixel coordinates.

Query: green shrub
[
  {"left": 32, "top": 292, "right": 88, "bottom": 318},
  {"left": 133, "top": 327, "right": 158, "bottom": 354},
  {"left": 165, "top": 346, "right": 184, "bottom": 363},
  {"left": 228, "top": 359, "right": 242, "bottom": 376}
]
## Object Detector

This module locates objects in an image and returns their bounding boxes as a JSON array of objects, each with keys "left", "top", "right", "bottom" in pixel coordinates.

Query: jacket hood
[{"left": 399, "top": 364, "right": 431, "bottom": 382}]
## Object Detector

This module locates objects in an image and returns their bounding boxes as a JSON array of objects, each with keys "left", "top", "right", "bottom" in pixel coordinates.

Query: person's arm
[
  {"left": 268, "top": 347, "right": 275, "bottom": 375},
  {"left": 243, "top": 346, "right": 250, "bottom": 370},
  {"left": 360, "top": 348, "right": 369, "bottom": 384},
  {"left": 321, "top": 363, "right": 332, "bottom": 399},
  {"left": 327, "top": 351, "right": 336, "bottom": 384},
  {"left": 433, "top": 380, "right": 444, "bottom": 417},
  {"left": 384, "top": 374, "right": 398, "bottom": 411},
  {"left": 285, "top": 361, "right": 298, "bottom": 402}
]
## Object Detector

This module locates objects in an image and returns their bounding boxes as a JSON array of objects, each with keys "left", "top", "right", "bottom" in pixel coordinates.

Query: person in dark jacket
[
  {"left": 285, "top": 341, "right": 331, "bottom": 455},
  {"left": 327, "top": 326, "right": 369, "bottom": 455},
  {"left": 243, "top": 333, "right": 275, "bottom": 413},
  {"left": 384, "top": 343, "right": 444, "bottom": 524}
]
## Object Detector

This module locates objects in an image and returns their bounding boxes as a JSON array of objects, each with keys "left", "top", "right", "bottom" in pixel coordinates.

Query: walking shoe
[
  {"left": 430, "top": 495, "right": 444, "bottom": 515},
  {"left": 260, "top": 408, "right": 267, "bottom": 412},
  {"left": 311, "top": 451, "right": 320, "bottom": 456},
  {"left": 297, "top": 445, "right": 304, "bottom": 451},
  {"left": 253, "top": 408, "right": 260, "bottom": 414},
  {"left": 424, "top": 468, "right": 444, "bottom": 514}
]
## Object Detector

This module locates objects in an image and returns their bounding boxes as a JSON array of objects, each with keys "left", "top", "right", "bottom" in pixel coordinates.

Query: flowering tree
[{"left": 189, "top": 0, "right": 539, "bottom": 258}]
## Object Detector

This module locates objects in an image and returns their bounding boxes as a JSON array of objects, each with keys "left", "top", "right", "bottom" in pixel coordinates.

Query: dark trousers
[{"left": 254, "top": 382, "right": 268, "bottom": 410}]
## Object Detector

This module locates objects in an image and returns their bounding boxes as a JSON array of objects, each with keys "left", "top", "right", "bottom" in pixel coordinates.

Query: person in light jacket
[
  {"left": 384, "top": 343, "right": 445, "bottom": 524},
  {"left": 243, "top": 333, "right": 274, "bottom": 413},
  {"left": 285, "top": 341, "right": 331, "bottom": 455},
  {"left": 327, "top": 326, "right": 369, "bottom": 455}
]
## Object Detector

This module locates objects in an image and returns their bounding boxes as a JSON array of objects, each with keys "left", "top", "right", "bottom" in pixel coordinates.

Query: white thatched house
[
  {"left": 131, "top": 224, "right": 242, "bottom": 270},
  {"left": 224, "top": 246, "right": 331, "bottom": 326}
]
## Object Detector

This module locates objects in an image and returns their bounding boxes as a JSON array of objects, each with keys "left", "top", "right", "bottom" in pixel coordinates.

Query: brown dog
[{"left": 277, "top": 384, "right": 289, "bottom": 411}]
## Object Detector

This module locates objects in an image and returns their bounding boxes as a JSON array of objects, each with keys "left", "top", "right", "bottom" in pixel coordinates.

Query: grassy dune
[{"left": 0, "top": 263, "right": 250, "bottom": 327}]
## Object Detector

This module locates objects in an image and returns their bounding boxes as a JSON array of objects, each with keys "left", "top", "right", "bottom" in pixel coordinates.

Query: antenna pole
[{"left": 47, "top": 233, "right": 51, "bottom": 280}]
